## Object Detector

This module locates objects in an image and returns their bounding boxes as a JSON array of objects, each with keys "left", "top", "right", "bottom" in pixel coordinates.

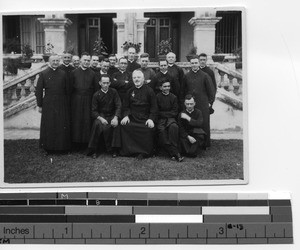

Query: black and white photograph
[{"left": 1, "top": 6, "right": 246, "bottom": 186}]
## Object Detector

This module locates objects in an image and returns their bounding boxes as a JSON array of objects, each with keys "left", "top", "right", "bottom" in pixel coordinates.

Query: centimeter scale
[{"left": 0, "top": 192, "right": 293, "bottom": 245}]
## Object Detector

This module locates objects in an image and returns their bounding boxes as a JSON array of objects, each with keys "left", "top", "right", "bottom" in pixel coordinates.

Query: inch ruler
[{"left": 0, "top": 192, "right": 293, "bottom": 245}]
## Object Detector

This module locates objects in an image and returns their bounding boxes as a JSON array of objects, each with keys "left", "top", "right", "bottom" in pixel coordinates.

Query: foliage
[
  {"left": 92, "top": 37, "right": 108, "bottom": 56},
  {"left": 3, "top": 57, "right": 22, "bottom": 75},
  {"left": 233, "top": 46, "right": 242, "bottom": 62},
  {"left": 215, "top": 43, "right": 223, "bottom": 54},
  {"left": 3, "top": 38, "right": 21, "bottom": 54},
  {"left": 157, "top": 38, "right": 172, "bottom": 55},
  {"left": 21, "top": 44, "right": 34, "bottom": 60},
  {"left": 187, "top": 45, "right": 197, "bottom": 55},
  {"left": 122, "top": 41, "right": 142, "bottom": 54},
  {"left": 4, "top": 139, "right": 243, "bottom": 183},
  {"left": 44, "top": 42, "right": 54, "bottom": 54},
  {"left": 65, "top": 45, "right": 75, "bottom": 55}
]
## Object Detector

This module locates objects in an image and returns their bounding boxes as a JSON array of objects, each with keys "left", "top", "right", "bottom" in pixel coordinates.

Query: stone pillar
[
  {"left": 113, "top": 13, "right": 126, "bottom": 59},
  {"left": 188, "top": 9, "right": 222, "bottom": 56},
  {"left": 136, "top": 13, "right": 149, "bottom": 54},
  {"left": 38, "top": 14, "right": 72, "bottom": 55}
]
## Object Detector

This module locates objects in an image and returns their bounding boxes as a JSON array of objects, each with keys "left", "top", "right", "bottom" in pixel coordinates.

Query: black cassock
[
  {"left": 156, "top": 92, "right": 179, "bottom": 157},
  {"left": 200, "top": 66, "right": 217, "bottom": 95},
  {"left": 127, "top": 60, "right": 141, "bottom": 74},
  {"left": 35, "top": 67, "right": 71, "bottom": 151},
  {"left": 120, "top": 84, "right": 157, "bottom": 156},
  {"left": 110, "top": 70, "right": 134, "bottom": 104},
  {"left": 58, "top": 64, "right": 75, "bottom": 104},
  {"left": 182, "top": 69, "right": 215, "bottom": 147},
  {"left": 88, "top": 88, "right": 122, "bottom": 152},
  {"left": 107, "top": 66, "right": 119, "bottom": 77},
  {"left": 167, "top": 64, "right": 184, "bottom": 92},
  {"left": 70, "top": 67, "right": 98, "bottom": 143},
  {"left": 178, "top": 108, "right": 205, "bottom": 157},
  {"left": 151, "top": 71, "right": 181, "bottom": 98}
]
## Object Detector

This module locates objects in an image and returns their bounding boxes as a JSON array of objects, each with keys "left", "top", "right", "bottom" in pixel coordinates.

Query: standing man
[
  {"left": 111, "top": 57, "right": 133, "bottom": 104},
  {"left": 138, "top": 53, "right": 156, "bottom": 85},
  {"left": 182, "top": 56, "right": 215, "bottom": 148},
  {"left": 156, "top": 80, "right": 183, "bottom": 162},
  {"left": 107, "top": 54, "right": 119, "bottom": 77},
  {"left": 90, "top": 55, "right": 99, "bottom": 72},
  {"left": 199, "top": 53, "right": 217, "bottom": 94},
  {"left": 166, "top": 52, "right": 184, "bottom": 92},
  {"left": 120, "top": 70, "right": 157, "bottom": 159},
  {"left": 72, "top": 55, "right": 80, "bottom": 68},
  {"left": 178, "top": 95, "right": 205, "bottom": 157},
  {"left": 35, "top": 54, "right": 71, "bottom": 154},
  {"left": 58, "top": 52, "right": 75, "bottom": 100},
  {"left": 151, "top": 59, "right": 180, "bottom": 97},
  {"left": 87, "top": 75, "right": 122, "bottom": 158},
  {"left": 70, "top": 52, "right": 98, "bottom": 149},
  {"left": 127, "top": 47, "right": 141, "bottom": 73}
]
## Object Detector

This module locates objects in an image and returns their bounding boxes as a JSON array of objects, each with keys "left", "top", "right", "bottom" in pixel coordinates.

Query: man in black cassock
[
  {"left": 151, "top": 59, "right": 180, "bottom": 97},
  {"left": 156, "top": 81, "right": 183, "bottom": 162},
  {"left": 72, "top": 55, "right": 80, "bottom": 69},
  {"left": 35, "top": 54, "right": 71, "bottom": 154},
  {"left": 107, "top": 54, "right": 119, "bottom": 77},
  {"left": 181, "top": 56, "right": 215, "bottom": 148},
  {"left": 70, "top": 53, "right": 98, "bottom": 148},
  {"left": 110, "top": 57, "right": 133, "bottom": 104},
  {"left": 87, "top": 74, "right": 122, "bottom": 158},
  {"left": 166, "top": 52, "right": 184, "bottom": 93},
  {"left": 120, "top": 70, "right": 157, "bottom": 158},
  {"left": 178, "top": 95, "right": 205, "bottom": 157},
  {"left": 127, "top": 47, "right": 141, "bottom": 74},
  {"left": 90, "top": 55, "right": 99, "bottom": 72},
  {"left": 138, "top": 53, "right": 156, "bottom": 86},
  {"left": 199, "top": 53, "right": 217, "bottom": 93}
]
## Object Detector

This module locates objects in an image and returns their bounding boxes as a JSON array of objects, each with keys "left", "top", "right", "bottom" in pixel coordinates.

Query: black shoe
[{"left": 175, "top": 153, "right": 184, "bottom": 162}]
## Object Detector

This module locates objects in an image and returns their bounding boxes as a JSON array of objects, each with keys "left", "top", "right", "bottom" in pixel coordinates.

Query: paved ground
[{"left": 3, "top": 128, "right": 243, "bottom": 140}]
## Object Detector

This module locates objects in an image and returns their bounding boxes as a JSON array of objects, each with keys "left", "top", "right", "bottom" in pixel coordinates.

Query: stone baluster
[
  {"left": 29, "top": 75, "right": 36, "bottom": 95},
  {"left": 237, "top": 78, "right": 243, "bottom": 95},
  {"left": 233, "top": 78, "right": 240, "bottom": 95},
  {"left": 218, "top": 70, "right": 225, "bottom": 88},
  {"left": 11, "top": 86, "right": 18, "bottom": 104},
  {"left": 228, "top": 75, "right": 234, "bottom": 92},
  {"left": 19, "top": 80, "right": 27, "bottom": 101}
]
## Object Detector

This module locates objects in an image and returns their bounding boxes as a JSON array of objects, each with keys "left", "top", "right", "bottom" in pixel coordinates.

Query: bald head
[
  {"left": 132, "top": 70, "right": 144, "bottom": 88},
  {"left": 49, "top": 54, "right": 60, "bottom": 69},
  {"left": 166, "top": 52, "right": 176, "bottom": 64}
]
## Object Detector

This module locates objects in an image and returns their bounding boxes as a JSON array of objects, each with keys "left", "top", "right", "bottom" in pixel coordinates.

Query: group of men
[{"left": 35, "top": 47, "right": 216, "bottom": 162}]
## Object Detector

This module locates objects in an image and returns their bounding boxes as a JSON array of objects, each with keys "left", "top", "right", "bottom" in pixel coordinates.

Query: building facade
[{"left": 3, "top": 9, "right": 242, "bottom": 61}]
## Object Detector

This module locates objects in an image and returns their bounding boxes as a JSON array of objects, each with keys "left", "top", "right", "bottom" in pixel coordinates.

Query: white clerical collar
[
  {"left": 186, "top": 109, "right": 194, "bottom": 114},
  {"left": 200, "top": 66, "right": 206, "bottom": 69},
  {"left": 63, "top": 63, "right": 70, "bottom": 67},
  {"left": 119, "top": 70, "right": 126, "bottom": 74},
  {"left": 100, "top": 70, "right": 106, "bottom": 75},
  {"left": 168, "top": 64, "right": 174, "bottom": 67},
  {"left": 128, "top": 59, "right": 134, "bottom": 63},
  {"left": 192, "top": 68, "right": 199, "bottom": 73},
  {"left": 135, "top": 84, "right": 143, "bottom": 89},
  {"left": 160, "top": 71, "right": 168, "bottom": 74},
  {"left": 162, "top": 92, "right": 169, "bottom": 96},
  {"left": 80, "top": 66, "right": 87, "bottom": 71},
  {"left": 101, "top": 89, "right": 108, "bottom": 94},
  {"left": 49, "top": 66, "right": 57, "bottom": 71}
]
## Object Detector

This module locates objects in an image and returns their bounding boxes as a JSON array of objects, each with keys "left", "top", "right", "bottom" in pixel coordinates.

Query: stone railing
[
  {"left": 213, "top": 63, "right": 243, "bottom": 110},
  {"left": 3, "top": 64, "right": 48, "bottom": 118}
]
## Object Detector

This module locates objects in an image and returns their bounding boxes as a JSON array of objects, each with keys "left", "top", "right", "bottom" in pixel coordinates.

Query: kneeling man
[
  {"left": 120, "top": 70, "right": 157, "bottom": 158},
  {"left": 87, "top": 74, "right": 122, "bottom": 158},
  {"left": 178, "top": 94, "right": 206, "bottom": 157}
]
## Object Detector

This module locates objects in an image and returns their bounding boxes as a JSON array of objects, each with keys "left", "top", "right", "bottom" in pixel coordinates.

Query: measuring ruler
[{"left": 0, "top": 192, "right": 293, "bottom": 244}]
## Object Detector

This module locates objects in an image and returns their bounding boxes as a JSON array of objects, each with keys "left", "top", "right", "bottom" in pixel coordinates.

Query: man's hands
[
  {"left": 111, "top": 116, "right": 118, "bottom": 127},
  {"left": 121, "top": 116, "right": 130, "bottom": 125},
  {"left": 38, "top": 107, "right": 42, "bottom": 113},
  {"left": 187, "top": 135, "right": 196, "bottom": 144},
  {"left": 180, "top": 112, "right": 191, "bottom": 122},
  {"left": 97, "top": 116, "right": 108, "bottom": 125},
  {"left": 145, "top": 119, "right": 154, "bottom": 128}
]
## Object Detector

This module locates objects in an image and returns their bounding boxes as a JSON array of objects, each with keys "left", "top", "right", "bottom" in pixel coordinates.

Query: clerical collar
[
  {"left": 186, "top": 109, "right": 194, "bottom": 114},
  {"left": 49, "top": 66, "right": 57, "bottom": 71},
  {"left": 119, "top": 70, "right": 126, "bottom": 74},
  {"left": 100, "top": 70, "right": 106, "bottom": 75},
  {"left": 80, "top": 66, "right": 88, "bottom": 71},
  {"left": 135, "top": 84, "right": 143, "bottom": 89},
  {"left": 128, "top": 59, "right": 134, "bottom": 63},
  {"left": 63, "top": 63, "right": 70, "bottom": 67},
  {"left": 192, "top": 68, "right": 199, "bottom": 73},
  {"left": 200, "top": 66, "right": 206, "bottom": 69},
  {"left": 162, "top": 92, "right": 169, "bottom": 96},
  {"left": 168, "top": 64, "right": 174, "bottom": 67},
  {"left": 160, "top": 71, "right": 168, "bottom": 75},
  {"left": 101, "top": 89, "right": 108, "bottom": 94}
]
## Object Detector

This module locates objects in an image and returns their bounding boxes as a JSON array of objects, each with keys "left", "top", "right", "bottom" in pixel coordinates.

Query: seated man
[
  {"left": 87, "top": 74, "right": 122, "bottom": 158},
  {"left": 156, "top": 81, "right": 183, "bottom": 162},
  {"left": 120, "top": 70, "right": 157, "bottom": 159},
  {"left": 178, "top": 94, "right": 206, "bottom": 157}
]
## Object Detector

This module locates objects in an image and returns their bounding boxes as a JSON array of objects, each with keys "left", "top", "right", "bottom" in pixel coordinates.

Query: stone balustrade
[{"left": 3, "top": 64, "right": 48, "bottom": 118}]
